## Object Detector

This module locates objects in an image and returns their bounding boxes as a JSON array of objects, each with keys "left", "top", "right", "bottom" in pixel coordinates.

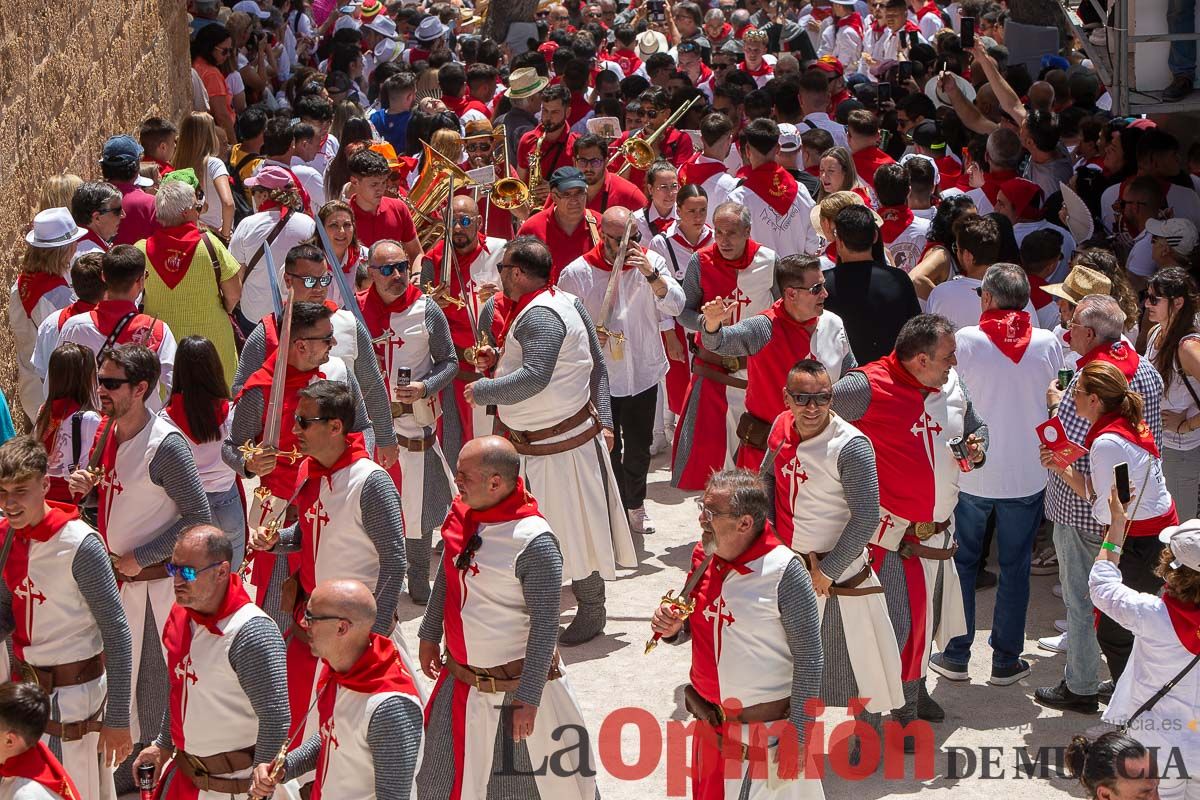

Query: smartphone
[
  {"left": 878, "top": 83, "right": 892, "bottom": 102},
  {"left": 395, "top": 367, "right": 412, "bottom": 388},
  {"left": 1114, "top": 462, "right": 1131, "bottom": 505},
  {"left": 961, "top": 16, "right": 975, "bottom": 50},
  {"left": 898, "top": 61, "right": 913, "bottom": 81},
  {"left": 648, "top": 0, "right": 666, "bottom": 20}
]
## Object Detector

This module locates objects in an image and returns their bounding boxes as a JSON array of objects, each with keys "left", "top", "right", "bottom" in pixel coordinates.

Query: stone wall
[{"left": 0, "top": 0, "right": 190, "bottom": 423}]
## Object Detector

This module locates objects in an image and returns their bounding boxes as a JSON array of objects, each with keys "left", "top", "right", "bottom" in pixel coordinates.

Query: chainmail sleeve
[
  {"left": 677, "top": 254, "right": 703, "bottom": 331},
  {"left": 840, "top": 349, "right": 858, "bottom": 375},
  {"left": 513, "top": 532, "right": 563, "bottom": 706},
  {"left": 361, "top": 470, "right": 407, "bottom": 634},
  {"left": 830, "top": 371, "right": 872, "bottom": 422},
  {"left": 761, "top": 447, "right": 780, "bottom": 524},
  {"left": 0, "top": 581, "right": 12, "bottom": 642},
  {"left": 422, "top": 302, "right": 459, "bottom": 396},
  {"left": 960, "top": 379, "right": 990, "bottom": 453},
  {"left": 418, "top": 559, "right": 448, "bottom": 644},
  {"left": 231, "top": 324, "right": 269, "bottom": 397},
  {"left": 284, "top": 734, "right": 320, "bottom": 779},
  {"left": 223, "top": 387, "right": 265, "bottom": 477},
  {"left": 469, "top": 307, "right": 564, "bottom": 407},
  {"left": 228, "top": 615, "right": 290, "bottom": 766},
  {"left": 346, "top": 371, "right": 378, "bottom": 451},
  {"left": 573, "top": 297, "right": 614, "bottom": 429},
  {"left": 700, "top": 314, "right": 772, "bottom": 357},
  {"left": 139, "top": 433, "right": 212, "bottom": 567},
  {"left": 73, "top": 534, "right": 133, "bottom": 728},
  {"left": 778, "top": 558, "right": 823, "bottom": 746},
  {"left": 366, "top": 696, "right": 424, "bottom": 800},
  {"left": 478, "top": 297, "right": 497, "bottom": 347},
  {"left": 819, "top": 437, "right": 880, "bottom": 581},
  {"left": 354, "top": 319, "right": 398, "bottom": 448}
]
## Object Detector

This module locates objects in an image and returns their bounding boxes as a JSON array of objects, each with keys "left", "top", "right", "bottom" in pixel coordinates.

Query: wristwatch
[{"left": 645, "top": 268, "right": 661, "bottom": 283}]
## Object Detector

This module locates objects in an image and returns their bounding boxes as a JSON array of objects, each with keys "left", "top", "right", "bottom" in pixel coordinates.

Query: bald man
[
  {"left": 420, "top": 195, "right": 506, "bottom": 468},
  {"left": 250, "top": 580, "right": 423, "bottom": 800},
  {"left": 558, "top": 206, "right": 685, "bottom": 535},
  {"left": 416, "top": 437, "right": 597, "bottom": 800}
]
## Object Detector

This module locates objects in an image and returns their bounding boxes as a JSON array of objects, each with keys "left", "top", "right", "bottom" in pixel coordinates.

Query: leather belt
[
  {"left": 694, "top": 345, "right": 747, "bottom": 374},
  {"left": 456, "top": 368, "right": 481, "bottom": 383},
  {"left": 396, "top": 430, "right": 437, "bottom": 452},
  {"left": 898, "top": 537, "right": 958, "bottom": 560},
  {"left": 801, "top": 553, "right": 884, "bottom": 597},
  {"left": 391, "top": 400, "right": 413, "bottom": 418},
  {"left": 112, "top": 557, "right": 169, "bottom": 582},
  {"left": 443, "top": 651, "right": 562, "bottom": 693},
  {"left": 496, "top": 405, "right": 602, "bottom": 456},
  {"left": 45, "top": 708, "right": 103, "bottom": 742},
  {"left": 175, "top": 746, "right": 255, "bottom": 794},
  {"left": 905, "top": 519, "right": 951, "bottom": 541},
  {"left": 684, "top": 685, "right": 788, "bottom": 761},
  {"left": 17, "top": 654, "right": 105, "bottom": 693}
]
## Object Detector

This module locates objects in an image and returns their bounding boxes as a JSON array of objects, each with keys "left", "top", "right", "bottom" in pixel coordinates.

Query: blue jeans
[
  {"left": 1054, "top": 522, "right": 1103, "bottom": 695},
  {"left": 1168, "top": 0, "right": 1197, "bottom": 77},
  {"left": 943, "top": 491, "right": 1044, "bottom": 669},
  {"left": 208, "top": 484, "right": 246, "bottom": 568}
]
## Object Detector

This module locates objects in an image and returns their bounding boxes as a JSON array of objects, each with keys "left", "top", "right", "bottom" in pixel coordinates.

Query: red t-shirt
[
  {"left": 852, "top": 146, "right": 896, "bottom": 188},
  {"left": 352, "top": 195, "right": 418, "bottom": 247},
  {"left": 517, "top": 208, "right": 599, "bottom": 284},
  {"left": 516, "top": 127, "right": 578, "bottom": 179},
  {"left": 541, "top": 172, "right": 648, "bottom": 214}
]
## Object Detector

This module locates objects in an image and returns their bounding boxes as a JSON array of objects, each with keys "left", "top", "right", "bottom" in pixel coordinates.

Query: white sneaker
[
  {"left": 1038, "top": 632, "right": 1068, "bottom": 653},
  {"left": 1055, "top": 619, "right": 1068, "bottom": 633},
  {"left": 629, "top": 506, "right": 656, "bottom": 535},
  {"left": 650, "top": 433, "right": 668, "bottom": 456},
  {"left": 1052, "top": 583, "right": 1063, "bottom": 598}
]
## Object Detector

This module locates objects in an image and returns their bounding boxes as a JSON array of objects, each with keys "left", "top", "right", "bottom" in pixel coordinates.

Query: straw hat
[
  {"left": 1041, "top": 265, "right": 1112, "bottom": 305},
  {"left": 506, "top": 67, "right": 550, "bottom": 99}
]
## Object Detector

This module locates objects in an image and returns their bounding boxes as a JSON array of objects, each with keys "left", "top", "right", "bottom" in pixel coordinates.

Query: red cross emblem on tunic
[
  {"left": 306, "top": 499, "right": 330, "bottom": 554},
  {"left": 702, "top": 596, "right": 736, "bottom": 661},
  {"left": 729, "top": 287, "right": 753, "bottom": 323},
  {"left": 14, "top": 577, "right": 45, "bottom": 637},
  {"left": 876, "top": 514, "right": 895, "bottom": 543},
  {"left": 318, "top": 715, "right": 339, "bottom": 786},
  {"left": 99, "top": 471, "right": 123, "bottom": 497},
  {"left": 910, "top": 411, "right": 943, "bottom": 467},
  {"left": 781, "top": 456, "right": 808, "bottom": 512},
  {"left": 374, "top": 327, "right": 405, "bottom": 382},
  {"left": 174, "top": 654, "right": 198, "bottom": 720}
]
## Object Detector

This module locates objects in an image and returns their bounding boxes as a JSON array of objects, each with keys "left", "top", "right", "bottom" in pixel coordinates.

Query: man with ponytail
[{"left": 1065, "top": 731, "right": 1158, "bottom": 800}]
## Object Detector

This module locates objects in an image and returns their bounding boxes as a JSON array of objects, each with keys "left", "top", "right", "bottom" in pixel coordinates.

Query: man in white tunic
[
  {"left": 0, "top": 683, "right": 81, "bottom": 800},
  {"left": 726, "top": 119, "right": 820, "bottom": 258},
  {"left": 465, "top": 237, "right": 636, "bottom": 645}
]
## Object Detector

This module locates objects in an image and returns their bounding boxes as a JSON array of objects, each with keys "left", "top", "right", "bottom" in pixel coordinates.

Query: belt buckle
[
  {"left": 721, "top": 356, "right": 741, "bottom": 373},
  {"left": 474, "top": 673, "right": 498, "bottom": 693},
  {"left": 182, "top": 750, "right": 211, "bottom": 777},
  {"left": 914, "top": 521, "right": 936, "bottom": 540},
  {"left": 17, "top": 661, "right": 41, "bottom": 689}
]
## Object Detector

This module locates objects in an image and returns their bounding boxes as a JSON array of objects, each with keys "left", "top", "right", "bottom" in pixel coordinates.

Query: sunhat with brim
[
  {"left": 26, "top": 207, "right": 87, "bottom": 248},
  {"left": 506, "top": 67, "right": 550, "bottom": 99},
  {"left": 1041, "top": 265, "right": 1112, "bottom": 305},
  {"left": 1160, "top": 519, "right": 1200, "bottom": 571},
  {"left": 925, "top": 72, "right": 976, "bottom": 108}
]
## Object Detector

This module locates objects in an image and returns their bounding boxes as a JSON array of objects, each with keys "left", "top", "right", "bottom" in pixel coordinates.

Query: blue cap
[
  {"left": 549, "top": 167, "right": 588, "bottom": 192},
  {"left": 1041, "top": 54, "right": 1070, "bottom": 73},
  {"left": 100, "top": 134, "right": 143, "bottom": 166}
]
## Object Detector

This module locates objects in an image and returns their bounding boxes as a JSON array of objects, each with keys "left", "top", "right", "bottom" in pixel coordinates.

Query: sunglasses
[
  {"left": 99, "top": 205, "right": 124, "bottom": 216},
  {"left": 287, "top": 272, "right": 333, "bottom": 288},
  {"left": 297, "top": 333, "right": 335, "bottom": 345},
  {"left": 466, "top": 142, "right": 492, "bottom": 152},
  {"left": 295, "top": 413, "right": 331, "bottom": 429},
  {"left": 451, "top": 215, "right": 475, "bottom": 228},
  {"left": 455, "top": 533, "right": 483, "bottom": 571},
  {"left": 303, "top": 607, "right": 349, "bottom": 627},
  {"left": 166, "top": 561, "right": 223, "bottom": 582},
  {"left": 98, "top": 377, "right": 132, "bottom": 390},
  {"left": 1145, "top": 293, "right": 1166, "bottom": 304},
  {"left": 789, "top": 281, "right": 827, "bottom": 296},
  {"left": 370, "top": 261, "right": 408, "bottom": 277},
  {"left": 785, "top": 390, "right": 833, "bottom": 407}
]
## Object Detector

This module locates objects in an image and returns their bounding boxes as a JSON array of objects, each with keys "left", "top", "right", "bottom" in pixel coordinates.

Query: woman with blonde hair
[
  {"left": 817, "top": 146, "right": 873, "bottom": 206},
  {"left": 173, "top": 111, "right": 236, "bottom": 240},
  {"left": 318, "top": 200, "right": 369, "bottom": 303},
  {"left": 33, "top": 342, "right": 101, "bottom": 504},
  {"left": 38, "top": 173, "right": 84, "bottom": 212},
  {"left": 809, "top": 190, "right": 886, "bottom": 266}
]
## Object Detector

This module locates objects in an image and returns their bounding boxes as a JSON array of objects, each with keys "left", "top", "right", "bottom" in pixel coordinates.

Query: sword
[
  {"left": 79, "top": 415, "right": 116, "bottom": 500},
  {"left": 262, "top": 234, "right": 284, "bottom": 321},
  {"left": 645, "top": 550, "right": 714, "bottom": 654},
  {"left": 450, "top": 242, "right": 487, "bottom": 365},
  {"left": 313, "top": 216, "right": 371, "bottom": 331},
  {"left": 248, "top": 682, "right": 329, "bottom": 799},
  {"left": 595, "top": 215, "right": 634, "bottom": 357}
]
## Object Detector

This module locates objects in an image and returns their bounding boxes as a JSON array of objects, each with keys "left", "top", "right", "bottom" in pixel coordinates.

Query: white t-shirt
[
  {"left": 198, "top": 156, "right": 231, "bottom": 231},
  {"left": 1126, "top": 230, "right": 1155, "bottom": 278},
  {"left": 0, "top": 777, "right": 63, "bottom": 800},
  {"left": 1089, "top": 433, "right": 1174, "bottom": 526},
  {"left": 1147, "top": 327, "right": 1200, "bottom": 452},
  {"left": 228, "top": 209, "right": 318, "bottom": 324},
  {"left": 927, "top": 276, "right": 1040, "bottom": 332}
]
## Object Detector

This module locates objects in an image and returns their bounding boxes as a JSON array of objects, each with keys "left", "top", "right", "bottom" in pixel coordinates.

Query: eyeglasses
[
  {"left": 99, "top": 205, "right": 124, "bottom": 216},
  {"left": 785, "top": 390, "right": 833, "bottom": 407},
  {"left": 653, "top": 183, "right": 681, "bottom": 192},
  {"left": 452, "top": 215, "right": 475, "bottom": 228},
  {"left": 575, "top": 156, "right": 605, "bottom": 167},
  {"left": 789, "top": 281, "right": 827, "bottom": 296},
  {"left": 455, "top": 533, "right": 483, "bottom": 571},
  {"left": 303, "top": 607, "right": 349, "bottom": 627},
  {"left": 287, "top": 272, "right": 333, "bottom": 288},
  {"left": 98, "top": 377, "right": 133, "bottom": 390},
  {"left": 294, "top": 413, "right": 331, "bottom": 429},
  {"left": 694, "top": 498, "right": 732, "bottom": 523},
  {"left": 499, "top": 261, "right": 520, "bottom": 272},
  {"left": 974, "top": 287, "right": 984, "bottom": 297},
  {"left": 1145, "top": 293, "right": 1166, "bottom": 304},
  {"left": 369, "top": 261, "right": 408, "bottom": 277},
  {"left": 166, "top": 561, "right": 223, "bottom": 582},
  {"left": 214, "top": 45, "right": 233, "bottom": 57}
]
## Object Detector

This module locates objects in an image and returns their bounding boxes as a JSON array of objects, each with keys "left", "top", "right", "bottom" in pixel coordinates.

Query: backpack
[{"left": 226, "top": 151, "right": 261, "bottom": 228}]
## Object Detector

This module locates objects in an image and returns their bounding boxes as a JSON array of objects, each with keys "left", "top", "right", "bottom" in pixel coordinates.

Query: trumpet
[{"left": 613, "top": 95, "right": 702, "bottom": 177}]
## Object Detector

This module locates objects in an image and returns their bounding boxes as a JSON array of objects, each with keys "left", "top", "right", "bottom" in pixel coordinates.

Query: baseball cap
[
  {"left": 100, "top": 134, "right": 143, "bottom": 166},
  {"left": 549, "top": 167, "right": 588, "bottom": 192},
  {"left": 1160, "top": 519, "right": 1200, "bottom": 571},
  {"left": 777, "top": 124, "right": 800, "bottom": 153},
  {"left": 245, "top": 165, "right": 296, "bottom": 190},
  {"left": 1041, "top": 54, "right": 1070, "bottom": 72},
  {"left": 1146, "top": 217, "right": 1200, "bottom": 256},
  {"left": 900, "top": 153, "right": 940, "bottom": 188},
  {"left": 910, "top": 120, "right": 945, "bottom": 151},
  {"left": 232, "top": 0, "right": 271, "bottom": 19},
  {"left": 812, "top": 57, "right": 845, "bottom": 78}
]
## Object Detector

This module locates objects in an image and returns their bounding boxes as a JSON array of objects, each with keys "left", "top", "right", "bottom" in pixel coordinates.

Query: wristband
[
  {"left": 1101, "top": 541, "right": 1123, "bottom": 555},
  {"left": 645, "top": 268, "right": 661, "bottom": 283}
]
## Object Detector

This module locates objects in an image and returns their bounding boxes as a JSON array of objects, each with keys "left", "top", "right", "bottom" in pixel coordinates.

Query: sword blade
[
  {"left": 262, "top": 236, "right": 284, "bottom": 321},
  {"left": 262, "top": 287, "right": 296, "bottom": 450},
  {"left": 597, "top": 215, "right": 635, "bottom": 330},
  {"left": 314, "top": 217, "right": 371, "bottom": 332}
]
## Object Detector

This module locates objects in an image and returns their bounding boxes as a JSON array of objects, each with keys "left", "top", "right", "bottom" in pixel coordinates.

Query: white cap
[
  {"left": 232, "top": 0, "right": 271, "bottom": 19},
  {"left": 900, "top": 152, "right": 940, "bottom": 190},
  {"left": 1145, "top": 217, "right": 1199, "bottom": 257},
  {"left": 777, "top": 123, "right": 800, "bottom": 152},
  {"left": 1160, "top": 519, "right": 1200, "bottom": 571}
]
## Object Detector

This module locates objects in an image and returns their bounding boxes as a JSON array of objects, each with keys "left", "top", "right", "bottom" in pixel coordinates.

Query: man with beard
[
  {"left": 672, "top": 201, "right": 777, "bottom": 490},
  {"left": 831, "top": 314, "right": 986, "bottom": 739},
  {"left": 516, "top": 84, "right": 578, "bottom": 207},
  {"left": 650, "top": 469, "right": 824, "bottom": 799},
  {"left": 466, "top": 238, "right": 636, "bottom": 644},
  {"left": 462, "top": 119, "right": 521, "bottom": 240},
  {"left": 571, "top": 133, "right": 647, "bottom": 214},
  {"left": 700, "top": 254, "right": 853, "bottom": 471},
  {"left": 516, "top": 168, "right": 602, "bottom": 284},
  {"left": 420, "top": 196, "right": 505, "bottom": 467}
]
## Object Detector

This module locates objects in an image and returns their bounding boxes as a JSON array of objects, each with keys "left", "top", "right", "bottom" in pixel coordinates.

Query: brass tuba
[
  {"left": 406, "top": 140, "right": 478, "bottom": 249},
  {"left": 613, "top": 94, "right": 702, "bottom": 177},
  {"left": 488, "top": 125, "right": 531, "bottom": 210}
]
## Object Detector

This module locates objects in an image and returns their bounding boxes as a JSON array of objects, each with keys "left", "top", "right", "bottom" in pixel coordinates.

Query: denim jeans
[
  {"left": 1054, "top": 522, "right": 1103, "bottom": 695},
  {"left": 208, "top": 483, "right": 247, "bottom": 567},
  {"left": 944, "top": 491, "right": 1044, "bottom": 669},
  {"left": 1168, "top": 0, "right": 1198, "bottom": 78}
]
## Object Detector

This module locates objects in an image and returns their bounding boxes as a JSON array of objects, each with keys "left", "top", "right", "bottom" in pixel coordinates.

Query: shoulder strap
[
  {"left": 662, "top": 235, "right": 682, "bottom": 277},
  {"left": 801, "top": 119, "right": 817, "bottom": 130},
  {"left": 200, "top": 232, "right": 229, "bottom": 308},
  {"left": 232, "top": 152, "right": 260, "bottom": 175},
  {"left": 1176, "top": 349, "right": 1200, "bottom": 411},
  {"left": 244, "top": 213, "right": 291, "bottom": 277},
  {"left": 97, "top": 311, "right": 138, "bottom": 366},
  {"left": 1124, "top": 651, "right": 1200, "bottom": 730},
  {"left": 70, "top": 412, "right": 84, "bottom": 471},
  {"left": 585, "top": 211, "right": 601, "bottom": 247}
]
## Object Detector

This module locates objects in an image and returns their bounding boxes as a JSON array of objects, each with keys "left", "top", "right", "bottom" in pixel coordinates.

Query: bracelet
[
  {"left": 1101, "top": 541, "right": 1123, "bottom": 555},
  {"left": 1048, "top": 404, "right": 1059, "bottom": 416},
  {"left": 645, "top": 268, "right": 661, "bottom": 283}
]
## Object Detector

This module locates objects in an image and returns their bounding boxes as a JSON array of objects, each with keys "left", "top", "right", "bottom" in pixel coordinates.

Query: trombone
[
  {"left": 611, "top": 95, "right": 702, "bottom": 177},
  {"left": 466, "top": 125, "right": 531, "bottom": 214}
]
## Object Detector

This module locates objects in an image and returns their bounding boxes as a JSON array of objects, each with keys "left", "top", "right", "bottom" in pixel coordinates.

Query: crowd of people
[{"left": 2, "top": 0, "right": 1200, "bottom": 797}]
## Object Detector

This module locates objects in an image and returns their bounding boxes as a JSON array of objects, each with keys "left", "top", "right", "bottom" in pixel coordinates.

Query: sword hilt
[
  {"left": 239, "top": 442, "right": 302, "bottom": 465},
  {"left": 644, "top": 589, "right": 697, "bottom": 654},
  {"left": 422, "top": 281, "right": 466, "bottom": 309},
  {"left": 595, "top": 325, "right": 626, "bottom": 343}
]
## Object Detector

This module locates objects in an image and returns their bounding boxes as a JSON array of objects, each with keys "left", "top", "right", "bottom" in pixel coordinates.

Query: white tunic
[
  {"left": 306, "top": 458, "right": 390, "bottom": 592},
  {"left": 318, "top": 684, "right": 422, "bottom": 800},
  {"left": 331, "top": 308, "right": 360, "bottom": 375},
  {"left": 102, "top": 415, "right": 184, "bottom": 555},
  {"left": 16, "top": 519, "right": 103, "bottom": 666},
  {"left": 725, "top": 181, "right": 821, "bottom": 259}
]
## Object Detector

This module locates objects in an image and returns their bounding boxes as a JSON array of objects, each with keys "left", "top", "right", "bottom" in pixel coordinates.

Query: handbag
[{"left": 201, "top": 233, "right": 248, "bottom": 354}]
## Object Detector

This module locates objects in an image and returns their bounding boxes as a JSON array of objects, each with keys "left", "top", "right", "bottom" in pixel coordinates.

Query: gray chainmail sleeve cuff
[
  {"left": 831, "top": 371, "right": 871, "bottom": 422},
  {"left": 960, "top": 379, "right": 990, "bottom": 453},
  {"left": 840, "top": 348, "right": 858, "bottom": 374},
  {"left": 820, "top": 437, "right": 880, "bottom": 581},
  {"left": 418, "top": 559, "right": 447, "bottom": 643},
  {"left": 419, "top": 257, "right": 436, "bottom": 286},
  {"left": 778, "top": 558, "right": 823, "bottom": 746},
  {"left": 273, "top": 521, "right": 301, "bottom": 553},
  {"left": 231, "top": 324, "right": 268, "bottom": 397},
  {"left": 361, "top": 471, "right": 407, "bottom": 634},
  {"left": 677, "top": 254, "right": 703, "bottom": 331},
  {"left": 423, "top": 302, "right": 460, "bottom": 396},
  {"left": 154, "top": 708, "right": 173, "bottom": 750},
  {"left": 470, "top": 307, "right": 563, "bottom": 407},
  {"left": 73, "top": 534, "right": 133, "bottom": 729},
  {"left": 514, "top": 532, "right": 563, "bottom": 706},
  {"left": 478, "top": 297, "right": 497, "bottom": 346},
  {"left": 140, "top": 433, "right": 212, "bottom": 567},
  {"left": 355, "top": 320, "right": 398, "bottom": 448},
  {"left": 228, "top": 615, "right": 290, "bottom": 766},
  {"left": 367, "top": 695, "right": 424, "bottom": 800},
  {"left": 224, "top": 388, "right": 265, "bottom": 477},
  {"left": 760, "top": 447, "right": 779, "bottom": 524},
  {"left": 700, "top": 315, "right": 772, "bottom": 357},
  {"left": 0, "top": 577, "right": 14, "bottom": 642},
  {"left": 285, "top": 734, "right": 320, "bottom": 779},
  {"left": 573, "top": 297, "right": 614, "bottom": 429}
]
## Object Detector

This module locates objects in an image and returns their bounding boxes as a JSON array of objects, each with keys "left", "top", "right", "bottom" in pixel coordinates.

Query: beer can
[
  {"left": 1058, "top": 368, "right": 1074, "bottom": 390},
  {"left": 137, "top": 763, "right": 156, "bottom": 799},
  {"left": 948, "top": 436, "right": 973, "bottom": 472}
]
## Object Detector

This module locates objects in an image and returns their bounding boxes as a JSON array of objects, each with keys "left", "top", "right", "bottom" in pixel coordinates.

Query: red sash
[
  {"left": 978, "top": 309, "right": 1032, "bottom": 364},
  {"left": 15, "top": 273, "right": 67, "bottom": 318},
  {"left": 1, "top": 502, "right": 78, "bottom": 660},
  {"left": 145, "top": 223, "right": 204, "bottom": 290},
  {"left": 0, "top": 742, "right": 79, "bottom": 800},
  {"left": 738, "top": 162, "right": 799, "bottom": 216},
  {"left": 295, "top": 433, "right": 370, "bottom": 594}
]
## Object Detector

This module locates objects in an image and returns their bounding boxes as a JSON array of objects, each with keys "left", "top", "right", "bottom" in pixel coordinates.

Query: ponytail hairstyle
[
  {"left": 1078, "top": 361, "right": 1144, "bottom": 429},
  {"left": 1065, "top": 731, "right": 1151, "bottom": 799},
  {"left": 1148, "top": 266, "right": 1200, "bottom": 391}
]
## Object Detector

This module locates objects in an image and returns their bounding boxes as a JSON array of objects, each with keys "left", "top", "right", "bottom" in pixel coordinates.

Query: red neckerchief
[
  {"left": 581, "top": 241, "right": 644, "bottom": 271},
  {"left": 144, "top": 223, "right": 203, "bottom": 290},
  {"left": 853, "top": 146, "right": 894, "bottom": 186},
  {"left": 693, "top": 63, "right": 714, "bottom": 87},
  {"left": 680, "top": 154, "right": 728, "bottom": 188},
  {"left": 698, "top": 239, "right": 760, "bottom": 273},
  {"left": 978, "top": 309, "right": 1033, "bottom": 364},
  {"left": 39, "top": 398, "right": 81, "bottom": 453},
  {"left": 870, "top": 17, "right": 884, "bottom": 33},
  {"left": 165, "top": 394, "right": 230, "bottom": 445},
  {"left": 256, "top": 198, "right": 291, "bottom": 218},
  {"left": 734, "top": 21, "right": 753, "bottom": 38},
  {"left": 442, "top": 93, "right": 491, "bottom": 120},
  {"left": 612, "top": 49, "right": 642, "bottom": 76},
  {"left": 15, "top": 272, "right": 68, "bottom": 317},
  {"left": 1163, "top": 593, "right": 1200, "bottom": 655},
  {"left": 497, "top": 287, "right": 554, "bottom": 349},
  {"left": 810, "top": 7, "right": 832, "bottom": 21},
  {"left": 236, "top": 349, "right": 325, "bottom": 402},
  {"left": 56, "top": 299, "right": 95, "bottom": 329},
  {"left": 1084, "top": 410, "right": 1159, "bottom": 458},
  {"left": 916, "top": 0, "right": 941, "bottom": 21},
  {"left": 89, "top": 299, "right": 140, "bottom": 335},
  {"left": 979, "top": 168, "right": 1018, "bottom": 203},
  {"left": 1027, "top": 274, "right": 1054, "bottom": 309},
  {"left": 3, "top": 502, "right": 80, "bottom": 659},
  {"left": 185, "top": 573, "right": 253, "bottom": 635},
  {"left": 357, "top": 283, "right": 423, "bottom": 340},
  {"left": 740, "top": 60, "right": 773, "bottom": 78},
  {"left": 879, "top": 204, "right": 915, "bottom": 243},
  {"left": 835, "top": 11, "right": 864, "bottom": 37},
  {"left": 426, "top": 234, "right": 488, "bottom": 286},
  {"left": 81, "top": 228, "right": 113, "bottom": 252},
  {"left": 670, "top": 224, "right": 713, "bottom": 251},
  {"left": 342, "top": 244, "right": 361, "bottom": 276},
  {"left": 828, "top": 88, "right": 851, "bottom": 116},
  {"left": 935, "top": 154, "right": 963, "bottom": 188},
  {"left": 882, "top": 350, "right": 937, "bottom": 393},
  {"left": 296, "top": 433, "right": 370, "bottom": 593},
  {"left": 904, "top": 19, "right": 921, "bottom": 32},
  {"left": 0, "top": 742, "right": 80, "bottom": 800},
  {"left": 739, "top": 162, "right": 799, "bottom": 216},
  {"left": 568, "top": 91, "right": 591, "bottom": 126},
  {"left": 1077, "top": 339, "right": 1140, "bottom": 381},
  {"left": 312, "top": 633, "right": 418, "bottom": 800}
]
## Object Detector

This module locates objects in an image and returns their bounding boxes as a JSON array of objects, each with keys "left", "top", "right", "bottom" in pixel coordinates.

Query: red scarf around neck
[
  {"left": 236, "top": 349, "right": 325, "bottom": 403},
  {"left": 15, "top": 273, "right": 67, "bottom": 317},
  {"left": 697, "top": 239, "right": 761, "bottom": 273},
  {"left": 1163, "top": 593, "right": 1200, "bottom": 655},
  {"left": 497, "top": 287, "right": 554, "bottom": 349},
  {"left": 916, "top": 0, "right": 941, "bottom": 20},
  {"left": 39, "top": 398, "right": 81, "bottom": 454},
  {"left": 0, "top": 742, "right": 79, "bottom": 800},
  {"left": 2, "top": 502, "right": 79, "bottom": 659},
  {"left": 1077, "top": 340, "right": 1140, "bottom": 381},
  {"left": 165, "top": 394, "right": 230, "bottom": 445},
  {"left": 358, "top": 283, "right": 423, "bottom": 340},
  {"left": 144, "top": 223, "right": 204, "bottom": 290},
  {"left": 978, "top": 309, "right": 1033, "bottom": 364},
  {"left": 256, "top": 198, "right": 291, "bottom": 218},
  {"left": 1027, "top": 274, "right": 1054, "bottom": 309},
  {"left": 679, "top": 154, "right": 727, "bottom": 188},
  {"left": 835, "top": 11, "right": 864, "bottom": 37},
  {"left": 1084, "top": 410, "right": 1159, "bottom": 458},
  {"left": 879, "top": 205, "right": 915, "bottom": 243},
  {"left": 81, "top": 228, "right": 113, "bottom": 253},
  {"left": 738, "top": 162, "right": 799, "bottom": 216},
  {"left": 56, "top": 299, "right": 95, "bottom": 329},
  {"left": 582, "top": 241, "right": 627, "bottom": 271},
  {"left": 881, "top": 350, "right": 938, "bottom": 394}
]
